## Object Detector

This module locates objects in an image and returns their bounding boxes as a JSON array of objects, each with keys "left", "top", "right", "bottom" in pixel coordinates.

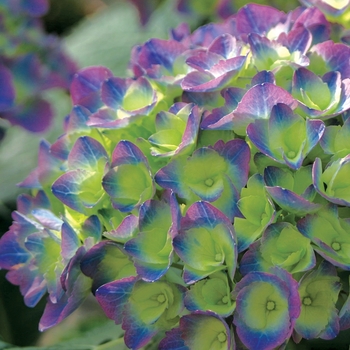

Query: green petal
[
  {"left": 238, "top": 195, "right": 267, "bottom": 226},
  {"left": 149, "top": 129, "right": 183, "bottom": 151},
  {"left": 130, "top": 281, "right": 174, "bottom": 325}
]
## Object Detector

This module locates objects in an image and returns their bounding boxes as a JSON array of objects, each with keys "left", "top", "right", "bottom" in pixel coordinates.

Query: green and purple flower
[
  {"left": 233, "top": 268, "right": 300, "bottom": 350},
  {"left": 294, "top": 261, "right": 341, "bottom": 340},
  {"left": 2, "top": 1, "right": 350, "bottom": 348},
  {"left": 240, "top": 222, "right": 316, "bottom": 275},
  {"left": 297, "top": 205, "right": 350, "bottom": 270},
  {"left": 173, "top": 201, "right": 237, "bottom": 284}
]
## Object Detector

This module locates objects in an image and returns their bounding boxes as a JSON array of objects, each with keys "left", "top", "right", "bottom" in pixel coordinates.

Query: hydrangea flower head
[
  {"left": 0, "top": 1, "right": 76, "bottom": 132},
  {"left": 2, "top": 1, "right": 350, "bottom": 349}
]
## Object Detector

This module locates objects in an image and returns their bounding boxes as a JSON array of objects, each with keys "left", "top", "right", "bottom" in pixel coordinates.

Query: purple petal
[
  {"left": 292, "top": 7, "right": 330, "bottom": 45},
  {"left": 170, "top": 22, "right": 191, "bottom": 42},
  {"left": 201, "top": 88, "right": 245, "bottom": 129},
  {"left": 0, "top": 230, "right": 30, "bottom": 269},
  {"left": 239, "top": 240, "right": 263, "bottom": 275},
  {"left": 134, "top": 38, "right": 186, "bottom": 72},
  {"left": 181, "top": 71, "right": 216, "bottom": 91},
  {"left": 3, "top": 98, "right": 53, "bottom": 133},
  {"left": 306, "top": 118, "right": 326, "bottom": 149},
  {"left": 251, "top": 71, "right": 275, "bottom": 86},
  {"left": 128, "top": 0, "right": 156, "bottom": 25},
  {"left": 182, "top": 57, "right": 246, "bottom": 92},
  {"left": 104, "top": 214, "right": 138, "bottom": 243},
  {"left": 31, "top": 209, "right": 62, "bottom": 231},
  {"left": 159, "top": 327, "right": 189, "bottom": 350},
  {"left": 101, "top": 77, "right": 126, "bottom": 109},
  {"left": 80, "top": 215, "right": 102, "bottom": 243},
  {"left": 39, "top": 246, "right": 92, "bottom": 330},
  {"left": 311, "top": 41, "right": 350, "bottom": 79},
  {"left": 210, "top": 56, "right": 246, "bottom": 78},
  {"left": 65, "top": 105, "right": 91, "bottom": 135},
  {"left": 16, "top": 190, "right": 51, "bottom": 214},
  {"left": 18, "top": 0, "right": 49, "bottom": 16},
  {"left": 208, "top": 33, "right": 241, "bottom": 58},
  {"left": 132, "top": 261, "right": 169, "bottom": 282},
  {"left": 213, "top": 139, "right": 250, "bottom": 192},
  {"left": 236, "top": 4, "right": 285, "bottom": 36},
  {"left": 80, "top": 241, "right": 136, "bottom": 293},
  {"left": 111, "top": 140, "right": 148, "bottom": 167},
  {"left": 285, "top": 26, "right": 312, "bottom": 54},
  {"left": 186, "top": 51, "right": 221, "bottom": 72},
  {"left": 248, "top": 33, "right": 277, "bottom": 64},
  {"left": 155, "top": 158, "right": 188, "bottom": 198},
  {"left": 87, "top": 107, "right": 138, "bottom": 129},
  {"left": 95, "top": 276, "right": 137, "bottom": 324},
  {"left": 267, "top": 186, "right": 321, "bottom": 214},
  {"left": 181, "top": 201, "right": 232, "bottom": 230},
  {"left": 19, "top": 140, "right": 63, "bottom": 189},
  {"left": 247, "top": 119, "right": 272, "bottom": 158},
  {"left": 204, "top": 83, "right": 297, "bottom": 135},
  {"left": 7, "top": 267, "right": 46, "bottom": 307},
  {"left": 234, "top": 270, "right": 300, "bottom": 350},
  {"left": 0, "top": 64, "right": 15, "bottom": 111},
  {"left": 61, "top": 222, "right": 80, "bottom": 260},
  {"left": 122, "top": 303, "right": 159, "bottom": 350},
  {"left": 339, "top": 292, "right": 350, "bottom": 331},
  {"left": 52, "top": 170, "right": 88, "bottom": 213},
  {"left": 70, "top": 66, "right": 113, "bottom": 112},
  {"left": 68, "top": 136, "right": 109, "bottom": 171}
]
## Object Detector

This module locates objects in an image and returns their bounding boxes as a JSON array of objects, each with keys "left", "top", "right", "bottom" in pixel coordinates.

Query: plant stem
[{"left": 94, "top": 337, "right": 125, "bottom": 350}]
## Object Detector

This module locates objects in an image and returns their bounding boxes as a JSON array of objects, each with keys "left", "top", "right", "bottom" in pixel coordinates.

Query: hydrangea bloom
[
  {"left": 0, "top": 0, "right": 76, "bottom": 132},
  {"left": 1, "top": 2, "right": 350, "bottom": 349}
]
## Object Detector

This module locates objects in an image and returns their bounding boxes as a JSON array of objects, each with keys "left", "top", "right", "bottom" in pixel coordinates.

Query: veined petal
[
  {"left": 234, "top": 269, "right": 300, "bottom": 350},
  {"left": 180, "top": 311, "right": 232, "bottom": 350},
  {"left": 236, "top": 4, "right": 285, "bottom": 36},
  {"left": 174, "top": 201, "right": 236, "bottom": 284},
  {"left": 70, "top": 66, "right": 113, "bottom": 112},
  {"left": 80, "top": 241, "right": 136, "bottom": 293},
  {"left": 95, "top": 276, "right": 137, "bottom": 324},
  {"left": 310, "top": 41, "right": 350, "bottom": 79},
  {"left": 67, "top": 136, "right": 109, "bottom": 171},
  {"left": 204, "top": 83, "right": 297, "bottom": 135}
]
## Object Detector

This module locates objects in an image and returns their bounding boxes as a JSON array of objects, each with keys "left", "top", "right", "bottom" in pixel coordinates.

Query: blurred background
[{"left": 0, "top": 1, "right": 349, "bottom": 349}]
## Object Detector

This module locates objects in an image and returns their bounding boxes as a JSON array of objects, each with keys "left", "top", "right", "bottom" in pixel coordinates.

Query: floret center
[
  {"left": 287, "top": 151, "right": 296, "bottom": 158},
  {"left": 303, "top": 297, "right": 312, "bottom": 306},
  {"left": 157, "top": 294, "right": 166, "bottom": 303},
  {"left": 266, "top": 301, "right": 275, "bottom": 311},
  {"left": 217, "top": 332, "right": 227, "bottom": 343},
  {"left": 215, "top": 253, "right": 222, "bottom": 262},
  {"left": 221, "top": 296, "right": 229, "bottom": 304},
  {"left": 205, "top": 178, "right": 214, "bottom": 187},
  {"left": 332, "top": 242, "right": 341, "bottom": 251}
]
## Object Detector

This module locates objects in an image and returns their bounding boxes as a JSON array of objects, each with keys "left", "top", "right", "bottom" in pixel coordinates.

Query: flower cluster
[
  {"left": 1, "top": 2, "right": 350, "bottom": 349},
  {"left": 0, "top": 0, "right": 77, "bottom": 132},
  {"left": 130, "top": 0, "right": 350, "bottom": 35}
]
